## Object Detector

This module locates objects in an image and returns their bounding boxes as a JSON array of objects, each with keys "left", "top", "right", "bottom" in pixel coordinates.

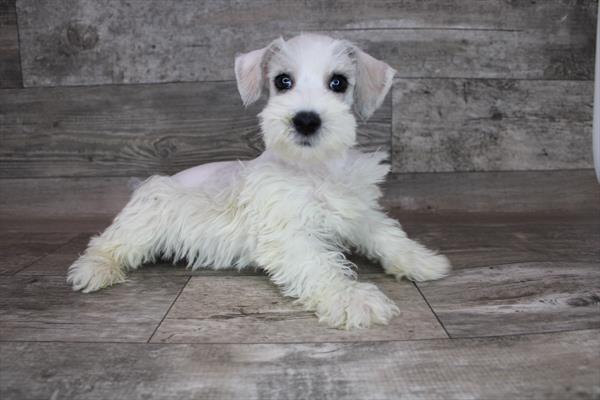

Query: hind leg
[
  {"left": 67, "top": 179, "right": 172, "bottom": 292},
  {"left": 67, "top": 239, "right": 128, "bottom": 293},
  {"left": 67, "top": 232, "right": 150, "bottom": 292},
  {"left": 67, "top": 210, "right": 162, "bottom": 292}
]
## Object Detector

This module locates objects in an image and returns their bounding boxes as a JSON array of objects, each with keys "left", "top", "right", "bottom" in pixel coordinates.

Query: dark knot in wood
[{"left": 65, "top": 22, "right": 99, "bottom": 51}]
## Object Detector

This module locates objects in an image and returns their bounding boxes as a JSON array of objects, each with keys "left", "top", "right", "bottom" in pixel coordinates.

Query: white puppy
[{"left": 67, "top": 34, "right": 450, "bottom": 329}]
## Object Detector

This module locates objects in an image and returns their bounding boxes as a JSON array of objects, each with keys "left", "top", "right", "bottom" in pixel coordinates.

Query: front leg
[
  {"left": 255, "top": 233, "right": 399, "bottom": 329},
  {"left": 347, "top": 209, "right": 451, "bottom": 282}
]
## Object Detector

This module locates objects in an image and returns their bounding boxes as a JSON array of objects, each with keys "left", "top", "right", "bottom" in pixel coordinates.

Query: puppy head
[{"left": 235, "top": 34, "right": 395, "bottom": 163}]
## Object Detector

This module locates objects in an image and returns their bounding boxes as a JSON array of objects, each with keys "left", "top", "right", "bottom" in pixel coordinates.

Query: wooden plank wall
[
  {"left": 0, "top": 0, "right": 597, "bottom": 212},
  {"left": 0, "top": 0, "right": 21, "bottom": 88},
  {"left": 14, "top": 0, "right": 596, "bottom": 85}
]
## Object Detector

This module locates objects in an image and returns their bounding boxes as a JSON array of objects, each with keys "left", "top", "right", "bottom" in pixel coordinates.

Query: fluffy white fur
[{"left": 68, "top": 34, "right": 450, "bottom": 329}]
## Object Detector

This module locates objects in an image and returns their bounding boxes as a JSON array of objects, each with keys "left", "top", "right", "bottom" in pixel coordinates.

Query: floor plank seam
[
  {"left": 146, "top": 276, "right": 191, "bottom": 344},
  {"left": 9, "top": 234, "right": 81, "bottom": 276},
  {"left": 9, "top": 254, "right": 52, "bottom": 276},
  {"left": 413, "top": 282, "right": 452, "bottom": 339}
]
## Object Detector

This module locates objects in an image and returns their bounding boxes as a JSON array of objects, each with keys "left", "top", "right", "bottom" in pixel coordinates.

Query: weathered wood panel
[
  {"left": 0, "top": 0, "right": 21, "bottom": 88},
  {"left": 383, "top": 169, "right": 600, "bottom": 215},
  {"left": 392, "top": 79, "right": 594, "bottom": 172},
  {"left": 1, "top": 330, "right": 599, "bottom": 400},
  {"left": 16, "top": 0, "right": 596, "bottom": 86},
  {"left": 401, "top": 217, "right": 600, "bottom": 268},
  {"left": 151, "top": 275, "right": 445, "bottom": 343},
  {"left": 0, "top": 274, "right": 188, "bottom": 342},
  {"left": 0, "top": 177, "right": 133, "bottom": 218},
  {"left": 418, "top": 261, "right": 600, "bottom": 338},
  {"left": 0, "top": 232, "right": 77, "bottom": 275},
  {"left": 17, "top": 233, "right": 96, "bottom": 276},
  {"left": 1, "top": 170, "right": 598, "bottom": 219},
  {"left": 0, "top": 81, "right": 390, "bottom": 178}
]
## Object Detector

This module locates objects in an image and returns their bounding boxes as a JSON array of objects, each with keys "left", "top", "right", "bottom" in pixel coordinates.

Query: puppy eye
[
  {"left": 328, "top": 74, "right": 348, "bottom": 93},
  {"left": 274, "top": 74, "right": 293, "bottom": 91}
]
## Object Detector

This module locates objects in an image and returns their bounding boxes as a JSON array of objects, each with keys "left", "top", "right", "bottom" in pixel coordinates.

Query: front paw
[
  {"left": 310, "top": 281, "right": 400, "bottom": 329},
  {"left": 385, "top": 250, "right": 451, "bottom": 282}
]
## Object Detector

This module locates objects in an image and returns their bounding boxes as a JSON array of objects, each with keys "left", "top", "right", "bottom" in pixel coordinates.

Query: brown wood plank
[
  {"left": 1, "top": 330, "right": 598, "bottom": 399},
  {"left": 0, "top": 274, "right": 188, "bottom": 342},
  {"left": 0, "top": 232, "right": 77, "bottom": 275},
  {"left": 16, "top": 0, "right": 595, "bottom": 86},
  {"left": 392, "top": 79, "right": 593, "bottom": 172},
  {"left": 0, "top": 0, "right": 21, "bottom": 88},
  {"left": 0, "top": 81, "right": 390, "bottom": 178},
  {"left": 418, "top": 261, "right": 600, "bottom": 338},
  {"left": 151, "top": 275, "right": 445, "bottom": 343},
  {"left": 1, "top": 170, "right": 598, "bottom": 219}
]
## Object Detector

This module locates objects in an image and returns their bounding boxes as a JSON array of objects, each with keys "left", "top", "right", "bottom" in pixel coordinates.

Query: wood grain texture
[
  {"left": 392, "top": 79, "right": 594, "bottom": 172},
  {"left": 0, "top": 216, "right": 112, "bottom": 233},
  {"left": 17, "top": 233, "right": 95, "bottom": 275},
  {"left": 0, "top": 0, "right": 21, "bottom": 88},
  {"left": 0, "top": 177, "right": 133, "bottom": 218},
  {"left": 0, "top": 274, "right": 188, "bottom": 342},
  {"left": 0, "top": 81, "right": 390, "bottom": 178},
  {"left": 16, "top": 0, "right": 596, "bottom": 86},
  {"left": 151, "top": 275, "right": 445, "bottom": 343},
  {"left": 1, "top": 330, "right": 599, "bottom": 400},
  {"left": 418, "top": 261, "right": 600, "bottom": 338},
  {"left": 383, "top": 169, "right": 600, "bottom": 215},
  {"left": 400, "top": 217, "right": 600, "bottom": 268},
  {"left": 1, "top": 170, "right": 598, "bottom": 219},
  {"left": 0, "top": 232, "right": 77, "bottom": 275}
]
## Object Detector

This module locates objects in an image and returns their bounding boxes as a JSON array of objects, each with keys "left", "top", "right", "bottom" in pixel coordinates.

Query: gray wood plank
[
  {"left": 0, "top": 0, "right": 21, "bottom": 88},
  {"left": 392, "top": 79, "right": 594, "bottom": 172},
  {"left": 418, "top": 261, "right": 600, "bottom": 338},
  {"left": 1, "top": 330, "right": 598, "bottom": 400},
  {"left": 0, "top": 216, "right": 112, "bottom": 233},
  {"left": 0, "top": 177, "right": 132, "bottom": 218},
  {"left": 0, "top": 274, "right": 188, "bottom": 342},
  {"left": 17, "top": 233, "right": 96, "bottom": 276},
  {"left": 16, "top": 0, "right": 596, "bottom": 86},
  {"left": 0, "top": 81, "right": 390, "bottom": 178},
  {"left": 151, "top": 275, "right": 445, "bottom": 343},
  {"left": 0, "top": 232, "right": 77, "bottom": 275},
  {"left": 399, "top": 216, "right": 600, "bottom": 268},
  {"left": 383, "top": 169, "right": 600, "bottom": 215},
  {"left": 2, "top": 170, "right": 598, "bottom": 219}
]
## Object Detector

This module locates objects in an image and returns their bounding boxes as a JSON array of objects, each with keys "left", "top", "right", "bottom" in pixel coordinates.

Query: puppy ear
[
  {"left": 353, "top": 47, "right": 396, "bottom": 120},
  {"left": 234, "top": 38, "right": 283, "bottom": 106}
]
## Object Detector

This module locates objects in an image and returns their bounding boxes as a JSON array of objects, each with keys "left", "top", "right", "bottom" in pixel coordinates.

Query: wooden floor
[{"left": 1, "top": 201, "right": 599, "bottom": 399}]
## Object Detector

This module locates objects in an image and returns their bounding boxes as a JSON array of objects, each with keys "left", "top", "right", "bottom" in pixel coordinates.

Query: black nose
[{"left": 292, "top": 111, "right": 321, "bottom": 136}]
